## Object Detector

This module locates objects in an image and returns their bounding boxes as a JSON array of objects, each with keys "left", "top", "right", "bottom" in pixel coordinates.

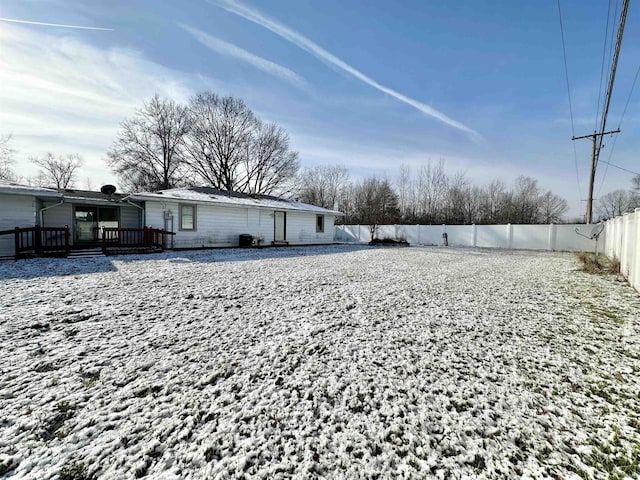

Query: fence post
[
  {"left": 14, "top": 227, "right": 20, "bottom": 260},
  {"left": 507, "top": 224, "right": 513, "bottom": 249},
  {"left": 417, "top": 224, "right": 421, "bottom": 245},
  {"left": 471, "top": 224, "right": 477, "bottom": 247},
  {"left": 64, "top": 225, "right": 70, "bottom": 256},
  {"left": 547, "top": 223, "right": 556, "bottom": 251},
  {"left": 34, "top": 225, "right": 42, "bottom": 254}
]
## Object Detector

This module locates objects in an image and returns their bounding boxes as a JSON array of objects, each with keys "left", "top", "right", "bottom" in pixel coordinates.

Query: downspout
[
  {"left": 39, "top": 198, "right": 64, "bottom": 226},
  {"left": 123, "top": 199, "right": 145, "bottom": 227}
]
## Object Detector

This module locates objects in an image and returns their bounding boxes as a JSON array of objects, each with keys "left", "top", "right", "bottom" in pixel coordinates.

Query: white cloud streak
[
  {"left": 212, "top": 0, "right": 481, "bottom": 139},
  {"left": 179, "top": 23, "right": 308, "bottom": 90},
  {"left": 0, "top": 17, "right": 113, "bottom": 31}
]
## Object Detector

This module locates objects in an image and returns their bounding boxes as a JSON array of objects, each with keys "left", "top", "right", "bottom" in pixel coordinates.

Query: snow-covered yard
[{"left": 1, "top": 245, "right": 640, "bottom": 480}]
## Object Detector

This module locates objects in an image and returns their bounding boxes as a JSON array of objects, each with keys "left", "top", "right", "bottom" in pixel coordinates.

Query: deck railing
[
  {"left": 101, "top": 227, "right": 175, "bottom": 252},
  {"left": 0, "top": 226, "right": 70, "bottom": 259}
]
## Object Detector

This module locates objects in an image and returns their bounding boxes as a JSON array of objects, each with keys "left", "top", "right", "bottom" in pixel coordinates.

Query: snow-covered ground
[{"left": 1, "top": 246, "right": 639, "bottom": 480}]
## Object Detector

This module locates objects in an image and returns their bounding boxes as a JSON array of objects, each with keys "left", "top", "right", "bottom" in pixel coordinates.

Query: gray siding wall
[
  {"left": 42, "top": 202, "right": 74, "bottom": 244},
  {"left": 42, "top": 202, "right": 73, "bottom": 228},
  {"left": 120, "top": 205, "right": 141, "bottom": 228},
  {"left": 144, "top": 201, "right": 336, "bottom": 248},
  {"left": 0, "top": 194, "right": 37, "bottom": 257}
]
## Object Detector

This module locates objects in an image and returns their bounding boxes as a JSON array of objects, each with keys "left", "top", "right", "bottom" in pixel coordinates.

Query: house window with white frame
[
  {"left": 180, "top": 204, "right": 196, "bottom": 231},
  {"left": 316, "top": 214, "right": 325, "bottom": 233}
]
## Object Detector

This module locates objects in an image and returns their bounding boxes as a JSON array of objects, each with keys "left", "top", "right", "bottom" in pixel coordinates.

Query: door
[
  {"left": 274, "top": 211, "right": 286, "bottom": 242},
  {"left": 74, "top": 207, "right": 98, "bottom": 243}
]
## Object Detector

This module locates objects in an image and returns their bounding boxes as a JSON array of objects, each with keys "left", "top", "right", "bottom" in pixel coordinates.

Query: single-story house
[
  {"left": 0, "top": 182, "right": 143, "bottom": 258},
  {"left": 128, "top": 187, "right": 342, "bottom": 248},
  {"left": 0, "top": 183, "right": 343, "bottom": 257}
]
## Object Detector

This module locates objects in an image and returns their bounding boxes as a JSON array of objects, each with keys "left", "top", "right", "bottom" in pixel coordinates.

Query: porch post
[
  {"left": 14, "top": 227, "right": 20, "bottom": 260},
  {"left": 64, "top": 225, "right": 70, "bottom": 257},
  {"left": 34, "top": 226, "right": 42, "bottom": 254}
]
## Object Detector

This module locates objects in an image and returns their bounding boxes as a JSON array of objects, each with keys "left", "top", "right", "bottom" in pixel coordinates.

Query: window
[
  {"left": 180, "top": 204, "right": 196, "bottom": 231},
  {"left": 316, "top": 214, "right": 325, "bottom": 233}
]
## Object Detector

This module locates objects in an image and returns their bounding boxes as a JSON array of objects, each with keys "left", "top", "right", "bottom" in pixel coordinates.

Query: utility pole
[
  {"left": 572, "top": 129, "right": 620, "bottom": 224},
  {"left": 572, "top": 0, "right": 628, "bottom": 224}
]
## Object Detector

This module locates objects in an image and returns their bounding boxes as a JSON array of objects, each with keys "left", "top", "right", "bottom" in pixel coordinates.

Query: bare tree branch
[
  {"left": 0, "top": 134, "right": 16, "bottom": 181},
  {"left": 107, "top": 94, "right": 191, "bottom": 191},
  {"left": 31, "top": 152, "right": 82, "bottom": 189}
]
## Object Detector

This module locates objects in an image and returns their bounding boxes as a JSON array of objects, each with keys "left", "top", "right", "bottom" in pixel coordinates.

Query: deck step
[{"left": 67, "top": 248, "right": 106, "bottom": 259}]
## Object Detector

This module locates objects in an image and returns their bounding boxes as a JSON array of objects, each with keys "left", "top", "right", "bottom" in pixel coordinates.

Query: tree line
[{"left": 296, "top": 162, "right": 573, "bottom": 225}]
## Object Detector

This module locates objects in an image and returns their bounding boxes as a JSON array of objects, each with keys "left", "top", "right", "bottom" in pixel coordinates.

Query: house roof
[
  {"left": 0, "top": 182, "right": 61, "bottom": 198},
  {"left": 0, "top": 182, "right": 129, "bottom": 206},
  {"left": 129, "top": 187, "right": 343, "bottom": 215}
]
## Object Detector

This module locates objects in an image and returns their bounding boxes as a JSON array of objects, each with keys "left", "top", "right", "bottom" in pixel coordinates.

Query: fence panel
[{"left": 336, "top": 223, "right": 602, "bottom": 252}]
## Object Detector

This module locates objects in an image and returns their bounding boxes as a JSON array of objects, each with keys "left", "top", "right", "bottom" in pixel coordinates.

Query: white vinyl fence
[
  {"left": 335, "top": 223, "right": 598, "bottom": 252},
  {"left": 603, "top": 209, "right": 640, "bottom": 293}
]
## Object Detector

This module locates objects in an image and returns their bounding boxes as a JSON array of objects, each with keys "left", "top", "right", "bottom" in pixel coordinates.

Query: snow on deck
[{"left": 1, "top": 246, "right": 639, "bottom": 479}]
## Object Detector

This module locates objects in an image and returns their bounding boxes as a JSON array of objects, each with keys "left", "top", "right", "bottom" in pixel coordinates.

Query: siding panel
[
  {"left": 0, "top": 194, "right": 37, "bottom": 257},
  {"left": 120, "top": 205, "right": 141, "bottom": 229}
]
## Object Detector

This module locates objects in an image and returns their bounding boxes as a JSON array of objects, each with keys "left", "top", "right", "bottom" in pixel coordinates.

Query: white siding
[
  {"left": 143, "top": 200, "right": 336, "bottom": 248},
  {"left": 0, "top": 194, "right": 37, "bottom": 257},
  {"left": 120, "top": 205, "right": 141, "bottom": 228},
  {"left": 285, "top": 211, "right": 336, "bottom": 245}
]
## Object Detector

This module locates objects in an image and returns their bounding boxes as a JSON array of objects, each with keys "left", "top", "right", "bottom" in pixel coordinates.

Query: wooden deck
[{"left": 0, "top": 226, "right": 174, "bottom": 260}]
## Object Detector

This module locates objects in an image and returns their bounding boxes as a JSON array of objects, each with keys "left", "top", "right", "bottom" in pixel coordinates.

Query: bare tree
[
  {"left": 539, "top": 190, "right": 568, "bottom": 223},
  {"left": 511, "top": 176, "right": 541, "bottom": 223},
  {"left": 297, "top": 164, "right": 349, "bottom": 209},
  {"left": 631, "top": 174, "right": 640, "bottom": 208},
  {"left": 597, "top": 190, "right": 634, "bottom": 220},
  {"left": 0, "top": 134, "right": 16, "bottom": 181},
  {"left": 185, "top": 93, "right": 256, "bottom": 191},
  {"left": 396, "top": 164, "right": 412, "bottom": 220},
  {"left": 417, "top": 160, "right": 449, "bottom": 223},
  {"left": 107, "top": 94, "right": 191, "bottom": 191},
  {"left": 31, "top": 153, "right": 82, "bottom": 189},
  {"left": 240, "top": 122, "right": 299, "bottom": 195},
  {"left": 350, "top": 176, "right": 399, "bottom": 239},
  {"left": 444, "top": 172, "right": 469, "bottom": 223}
]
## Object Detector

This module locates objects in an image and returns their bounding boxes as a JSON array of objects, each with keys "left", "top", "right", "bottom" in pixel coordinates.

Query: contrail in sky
[
  {"left": 180, "top": 24, "right": 308, "bottom": 90},
  {"left": 211, "top": 0, "right": 481, "bottom": 139},
  {"left": 0, "top": 17, "right": 113, "bottom": 31}
]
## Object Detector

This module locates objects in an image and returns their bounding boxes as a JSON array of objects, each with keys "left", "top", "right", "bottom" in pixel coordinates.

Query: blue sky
[{"left": 1, "top": 0, "right": 639, "bottom": 218}]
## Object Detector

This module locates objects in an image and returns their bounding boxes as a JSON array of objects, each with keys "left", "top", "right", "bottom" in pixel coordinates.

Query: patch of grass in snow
[
  {"left": 582, "top": 302, "right": 624, "bottom": 326},
  {"left": 576, "top": 252, "right": 623, "bottom": 278},
  {"left": 41, "top": 401, "right": 76, "bottom": 441},
  {"left": 564, "top": 463, "right": 591, "bottom": 480},
  {"left": 584, "top": 431, "right": 640, "bottom": 480},
  {"left": 59, "top": 462, "right": 93, "bottom": 480}
]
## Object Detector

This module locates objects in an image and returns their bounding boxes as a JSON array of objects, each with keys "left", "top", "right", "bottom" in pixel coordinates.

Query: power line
[
  {"left": 595, "top": 0, "right": 613, "bottom": 133},
  {"left": 557, "top": 0, "right": 582, "bottom": 200},
  {"left": 599, "top": 159, "right": 640, "bottom": 176},
  {"left": 597, "top": 1, "right": 635, "bottom": 193},
  {"left": 595, "top": 0, "right": 629, "bottom": 165}
]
